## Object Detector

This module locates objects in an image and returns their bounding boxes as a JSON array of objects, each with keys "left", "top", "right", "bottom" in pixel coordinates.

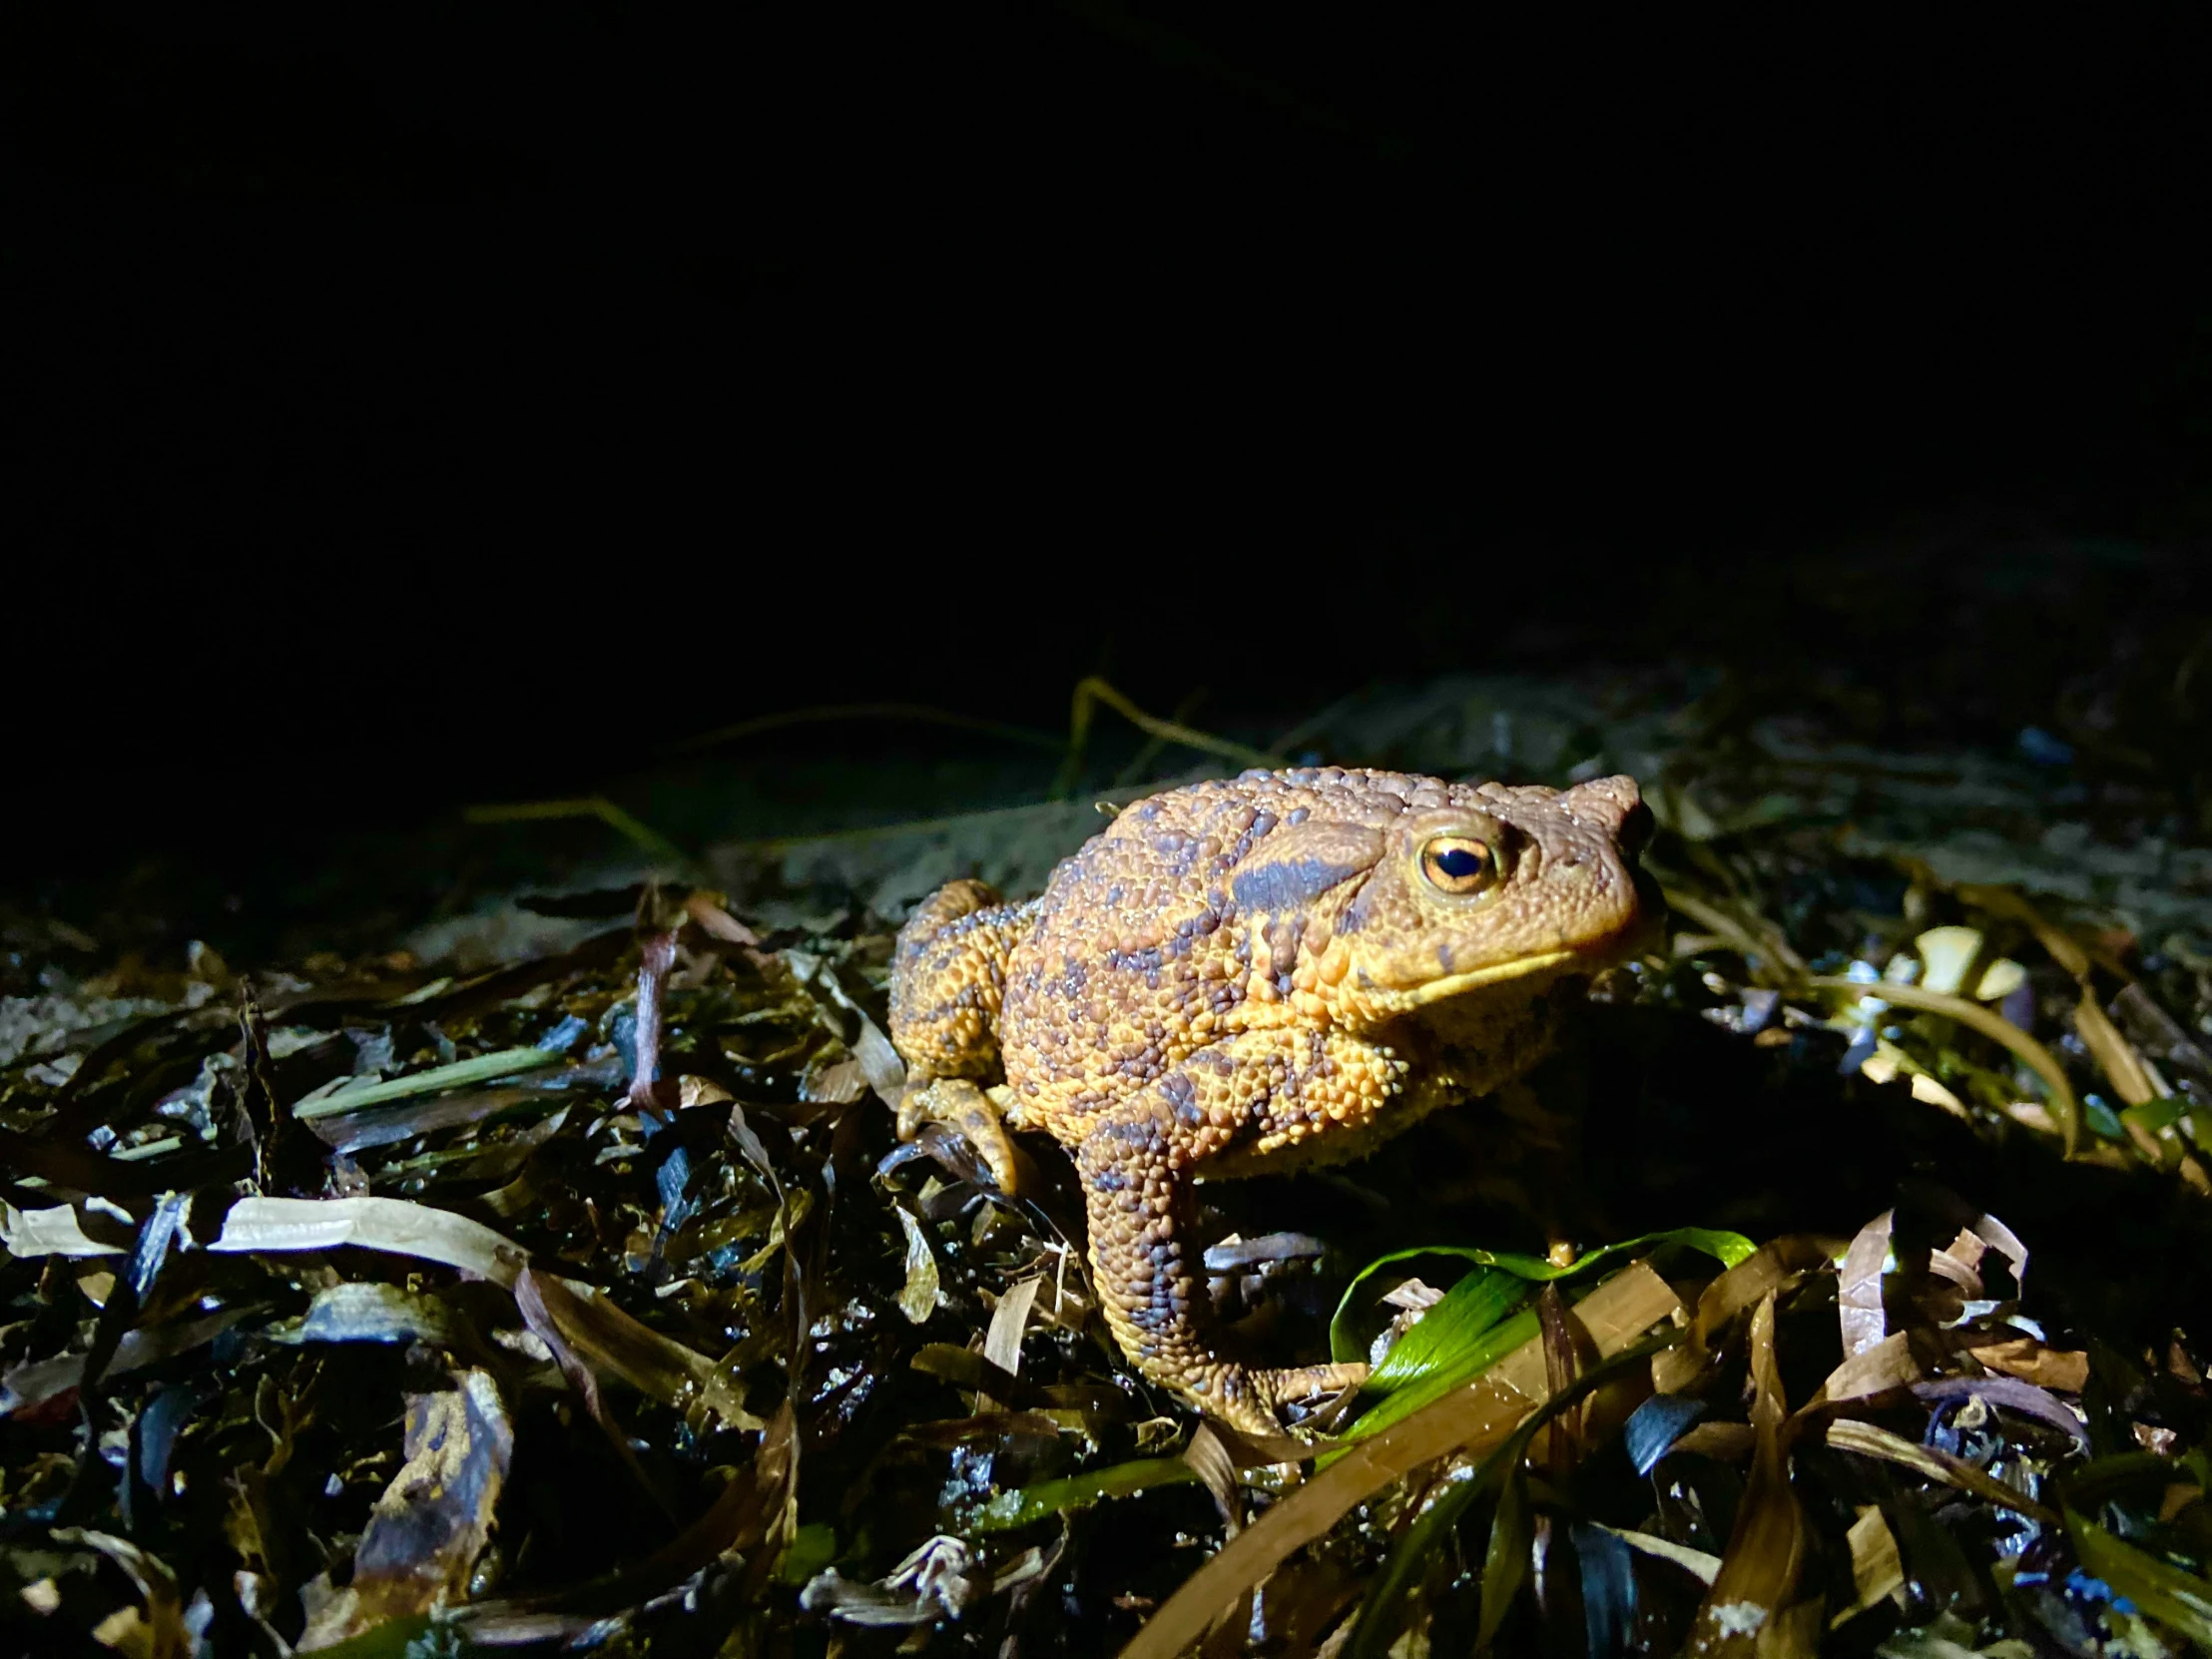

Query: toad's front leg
[{"left": 1076, "top": 1027, "right": 1393, "bottom": 1435}]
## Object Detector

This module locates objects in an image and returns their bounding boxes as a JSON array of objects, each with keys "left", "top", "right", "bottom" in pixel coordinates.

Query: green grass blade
[
  {"left": 1338, "top": 1309, "right": 1542, "bottom": 1446},
  {"left": 972, "top": 1455, "right": 1197, "bottom": 1531},
  {"left": 292, "top": 1047, "right": 568, "bottom": 1119},
  {"left": 1330, "top": 1227, "right": 1754, "bottom": 1363},
  {"left": 1368, "top": 1268, "right": 1528, "bottom": 1389},
  {"left": 2064, "top": 1507, "right": 2212, "bottom": 1646}
]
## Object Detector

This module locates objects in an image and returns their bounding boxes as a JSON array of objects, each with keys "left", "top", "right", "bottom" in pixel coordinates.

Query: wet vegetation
[{"left": 8, "top": 653, "right": 2212, "bottom": 1658}]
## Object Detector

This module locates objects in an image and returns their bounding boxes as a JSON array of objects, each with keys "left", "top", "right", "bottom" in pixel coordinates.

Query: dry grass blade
[
  {"left": 2, "top": 1201, "right": 125, "bottom": 1259},
  {"left": 1807, "top": 975, "right": 2081, "bottom": 1155},
  {"left": 462, "top": 796, "right": 693, "bottom": 870},
  {"left": 1822, "top": 1417, "right": 2059, "bottom": 1525},
  {"left": 1606, "top": 1526, "right": 1721, "bottom": 1586},
  {"left": 979, "top": 1277, "right": 1042, "bottom": 1412},
  {"left": 514, "top": 1267, "right": 762, "bottom": 1429},
  {"left": 2072, "top": 990, "right": 2159, "bottom": 1108},
  {"left": 1830, "top": 1507, "right": 1905, "bottom": 1628},
  {"left": 1662, "top": 888, "right": 1810, "bottom": 980},
  {"left": 1681, "top": 1293, "right": 1811, "bottom": 1657},
  {"left": 1181, "top": 1423, "right": 1244, "bottom": 1535},
  {"left": 1056, "top": 676, "right": 1275, "bottom": 796},
  {"left": 1653, "top": 1235, "right": 1834, "bottom": 1395},
  {"left": 1117, "top": 1262, "right": 1683, "bottom": 1659},
  {"left": 1836, "top": 1209, "right": 1892, "bottom": 1361},
  {"left": 1964, "top": 1336, "right": 2089, "bottom": 1392},
  {"left": 208, "top": 1195, "right": 528, "bottom": 1286},
  {"left": 1953, "top": 883, "right": 2091, "bottom": 979},
  {"left": 292, "top": 1046, "right": 570, "bottom": 1119},
  {"left": 1809, "top": 1331, "right": 1921, "bottom": 1406},
  {"left": 50, "top": 1528, "right": 190, "bottom": 1659}
]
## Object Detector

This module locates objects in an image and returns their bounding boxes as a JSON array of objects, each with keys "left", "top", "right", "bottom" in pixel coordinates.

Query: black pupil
[{"left": 1432, "top": 845, "right": 1486, "bottom": 880}]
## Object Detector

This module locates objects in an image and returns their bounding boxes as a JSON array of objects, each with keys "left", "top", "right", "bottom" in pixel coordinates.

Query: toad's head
[{"left": 1283, "top": 775, "right": 1656, "bottom": 1031}]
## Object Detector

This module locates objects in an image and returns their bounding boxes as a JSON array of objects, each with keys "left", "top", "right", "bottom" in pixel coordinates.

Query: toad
[{"left": 887, "top": 767, "right": 1653, "bottom": 1433}]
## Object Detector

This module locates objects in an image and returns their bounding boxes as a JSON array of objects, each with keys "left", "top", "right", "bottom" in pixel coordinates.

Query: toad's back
[{"left": 997, "top": 769, "right": 1505, "bottom": 1135}]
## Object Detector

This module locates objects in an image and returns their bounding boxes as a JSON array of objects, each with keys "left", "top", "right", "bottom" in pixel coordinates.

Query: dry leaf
[
  {"left": 895, "top": 1208, "right": 941, "bottom": 1325},
  {"left": 210, "top": 1196, "right": 527, "bottom": 1286},
  {"left": 1682, "top": 1293, "right": 1809, "bottom": 1657},
  {"left": 979, "top": 1277, "right": 1042, "bottom": 1411},
  {"left": 1828, "top": 1507, "right": 1904, "bottom": 1628},
  {"left": 295, "top": 1370, "right": 514, "bottom": 1650},
  {"left": 49, "top": 1529, "right": 189, "bottom": 1659},
  {"left": 1967, "top": 1337, "right": 2089, "bottom": 1392},
  {"left": 1836, "top": 1211, "right": 1892, "bottom": 1361},
  {"left": 1823, "top": 1417, "right": 2057, "bottom": 1525}
]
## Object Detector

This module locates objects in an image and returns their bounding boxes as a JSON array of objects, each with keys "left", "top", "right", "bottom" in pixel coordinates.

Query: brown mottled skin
[{"left": 887, "top": 766, "right": 1653, "bottom": 1433}]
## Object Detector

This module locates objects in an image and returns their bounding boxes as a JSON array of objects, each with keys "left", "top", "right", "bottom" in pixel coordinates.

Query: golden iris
[{"left": 1418, "top": 834, "right": 1500, "bottom": 896}]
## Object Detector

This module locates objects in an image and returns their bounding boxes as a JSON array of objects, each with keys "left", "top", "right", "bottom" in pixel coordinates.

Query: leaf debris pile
[{"left": 7, "top": 748, "right": 2212, "bottom": 1653}]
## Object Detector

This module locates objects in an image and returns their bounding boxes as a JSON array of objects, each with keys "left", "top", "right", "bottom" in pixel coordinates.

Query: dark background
[{"left": 7, "top": 9, "right": 2210, "bottom": 908}]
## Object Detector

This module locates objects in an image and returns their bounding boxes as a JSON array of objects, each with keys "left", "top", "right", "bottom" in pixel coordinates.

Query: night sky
[{"left": 8, "top": 10, "right": 2210, "bottom": 877}]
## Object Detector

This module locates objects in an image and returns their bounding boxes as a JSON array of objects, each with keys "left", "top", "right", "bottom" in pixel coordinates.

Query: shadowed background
[{"left": 6, "top": 9, "right": 2210, "bottom": 933}]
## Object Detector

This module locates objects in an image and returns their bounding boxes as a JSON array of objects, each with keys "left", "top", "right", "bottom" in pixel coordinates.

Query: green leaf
[
  {"left": 1369, "top": 1269, "right": 1529, "bottom": 1390},
  {"left": 972, "top": 1455, "right": 1197, "bottom": 1531},
  {"left": 1339, "top": 1309, "right": 1541, "bottom": 1446},
  {"left": 2064, "top": 1507, "right": 2212, "bottom": 1647},
  {"left": 1330, "top": 1228, "right": 1754, "bottom": 1363},
  {"left": 293, "top": 1046, "right": 567, "bottom": 1119},
  {"left": 777, "top": 1521, "right": 840, "bottom": 1585}
]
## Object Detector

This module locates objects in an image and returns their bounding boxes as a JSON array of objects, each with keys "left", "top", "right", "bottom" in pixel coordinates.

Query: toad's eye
[{"left": 1419, "top": 835, "right": 1501, "bottom": 896}]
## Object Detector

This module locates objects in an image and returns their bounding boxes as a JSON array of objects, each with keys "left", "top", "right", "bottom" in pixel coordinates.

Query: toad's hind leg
[
  {"left": 1077, "top": 1029, "right": 1384, "bottom": 1435},
  {"left": 887, "top": 879, "right": 1039, "bottom": 1190}
]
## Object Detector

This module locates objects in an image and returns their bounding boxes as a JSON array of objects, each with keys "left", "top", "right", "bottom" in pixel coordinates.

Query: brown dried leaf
[
  {"left": 1182, "top": 1422, "right": 1245, "bottom": 1536},
  {"left": 294, "top": 1370, "right": 514, "bottom": 1651},
  {"left": 978, "top": 1277, "right": 1042, "bottom": 1412},
  {"left": 1837, "top": 1210, "right": 1892, "bottom": 1361},
  {"left": 1829, "top": 1507, "right": 1905, "bottom": 1629},
  {"left": 513, "top": 1267, "right": 758, "bottom": 1428},
  {"left": 209, "top": 1196, "right": 528, "bottom": 1286},
  {"left": 678, "top": 1074, "right": 735, "bottom": 1110},
  {"left": 1955, "top": 883, "right": 2090, "bottom": 979},
  {"left": 1682, "top": 1293, "right": 1810, "bottom": 1656},
  {"left": 894, "top": 1207, "right": 941, "bottom": 1325},
  {"left": 1966, "top": 1337, "right": 2089, "bottom": 1392},
  {"left": 50, "top": 1528, "right": 189, "bottom": 1659},
  {"left": 2074, "top": 991, "right": 2160, "bottom": 1109},
  {"left": 1654, "top": 1236, "right": 1835, "bottom": 1395},
  {"left": 1927, "top": 1228, "right": 1986, "bottom": 1297},
  {"left": 1822, "top": 1417, "right": 2058, "bottom": 1525},
  {"left": 1810, "top": 1330, "right": 1921, "bottom": 1406}
]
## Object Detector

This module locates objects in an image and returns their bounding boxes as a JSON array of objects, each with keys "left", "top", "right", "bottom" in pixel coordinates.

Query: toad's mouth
[{"left": 1396, "top": 948, "right": 1583, "bottom": 1007}]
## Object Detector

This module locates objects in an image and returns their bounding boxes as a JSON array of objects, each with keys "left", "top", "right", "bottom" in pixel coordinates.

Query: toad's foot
[
  {"left": 1260, "top": 1361, "right": 1371, "bottom": 1405},
  {"left": 895, "top": 1077, "right": 1025, "bottom": 1196},
  {"left": 1175, "top": 1361, "right": 1372, "bottom": 1438}
]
